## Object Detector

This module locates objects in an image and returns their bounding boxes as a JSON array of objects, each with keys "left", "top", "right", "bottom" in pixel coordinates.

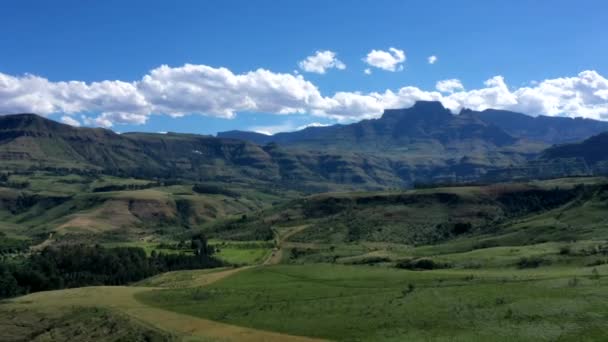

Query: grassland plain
[
  {"left": 2, "top": 268, "right": 325, "bottom": 342},
  {"left": 137, "top": 263, "right": 608, "bottom": 342}
]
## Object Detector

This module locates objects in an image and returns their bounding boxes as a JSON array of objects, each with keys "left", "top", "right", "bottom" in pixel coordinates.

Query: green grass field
[
  {"left": 210, "top": 240, "right": 273, "bottom": 265},
  {"left": 137, "top": 264, "right": 608, "bottom": 342}
]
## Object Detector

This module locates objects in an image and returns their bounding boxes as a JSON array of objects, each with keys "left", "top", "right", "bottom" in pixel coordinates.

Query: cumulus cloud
[
  {"left": 428, "top": 55, "right": 438, "bottom": 64},
  {"left": 436, "top": 79, "right": 464, "bottom": 93},
  {"left": 298, "top": 122, "right": 331, "bottom": 130},
  {"left": 1, "top": 65, "right": 608, "bottom": 126},
  {"left": 363, "top": 47, "right": 406, "bottom": 72},
  {"left": 298, "top": 50, "right": 346, "bottom": 74},
  {"left": 60, "top": 115, "right": 80, "bottom": 127},
  {"left": 249, "top": 122, "right": 297, "bottom": 135},
  {"left": 251, "top": 121, "right": 333, "bottom": 135},
  {"left": 364, "top": 68, "right": 372, "bottom": 75}
]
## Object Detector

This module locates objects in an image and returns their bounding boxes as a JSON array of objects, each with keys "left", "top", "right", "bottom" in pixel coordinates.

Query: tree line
[{"left": 0, "top": 237, "right": 222, "bottom": 299}]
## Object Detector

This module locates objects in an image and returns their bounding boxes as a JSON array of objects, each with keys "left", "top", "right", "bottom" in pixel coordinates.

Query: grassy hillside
[
  {"left": 1, "top": 306, "right": 173, "bottom": 342},
  {"left": 137, "top": 264, "right": 608, "bottom": 341},
  {"left": 0, "top": 171, "right": 290, "bottom": 248},
  {"left": 5, "top": 110, "right": 599, "bottom": 191},
  {"left": 540, "top": 132, "right": 608, "bottom": 174},
  {"left": 203, "top": 177, "right": 608, "bottom": 267}
]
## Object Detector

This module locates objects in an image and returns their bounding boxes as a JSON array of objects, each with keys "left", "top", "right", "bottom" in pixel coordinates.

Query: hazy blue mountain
[
  {"left": 464, "top": 108, "right": 608, "bottom": 144},
  {"left": 220, "top": 102, "right": 608, "bottom": 148}
]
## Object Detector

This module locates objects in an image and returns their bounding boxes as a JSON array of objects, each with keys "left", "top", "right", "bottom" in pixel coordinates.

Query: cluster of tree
[
  {"left": 496, "top": 186, "right": 585, "bottom": 216},
  {"left": 0, "top": 173, "right": 29, "bottom": 189},
  {"left": 395, "top": 258, "right": 451, "bottom": 271},
  {"left": 0, "top": 239, "right": 222, "bottom": 299},
  {"left": 517, "top": 256, "right": 551, "bottom": 269},
  {"left": 92, "top": 182, "right": 157, "bottom": 192},
  {"left": 413, "top": 180, "right": 487, "bottom": 189},
  {"left": 23, "top": 166, "right": 189, "bottom": 187},
  {"left": 31, "top": 166, "right": 103, "bottom": 177},
  {"left": 192, "top": 183, "right": 240, "bottom": 198},
  {"left": 0, "top": 233, "right": 30, "bottom": 255},
  {"left": 207, "top": 217, "right": 274, "bottom": 241}
]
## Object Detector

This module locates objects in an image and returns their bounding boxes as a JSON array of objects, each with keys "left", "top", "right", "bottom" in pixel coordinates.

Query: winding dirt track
[{"left": 7, "top": 225, "right": 324, "bottom": 342}]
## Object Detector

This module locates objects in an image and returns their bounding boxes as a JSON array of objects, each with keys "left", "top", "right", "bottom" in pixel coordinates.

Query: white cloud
[
  {"left": 428, "top": 55, "right": 438, "bottom": 64},
  {"left": 249, "top": 122, "right": 295, "bottom": 135},
  {"left": 251, "top": 121, "right": 333, "bottom": 135},
  {"left": 298, "top": 50, "right": 346, "bottom": 74},
  {"left": 60, "top": 115, "right": 80, "bottom": 127},
  {"left": 1, "top": 65, "right": 608, "bottom": 126},
  {"left": 436, "top": 79, "right": 464, "bottom": 93},
  {"left": 364, "top": 68, "right": 372, "bottom": 75},
  {"left": 297, "top": 122, "right": 331, "bottom": 130},
  {"left": 83, "top": 115, "right": 113, "bottom": 128},
  {"left": 363, "top": 47, "right": 406, "bottom": 72},
  {"left": 139, "top": 64, "right": 329, "bottom": 119}
]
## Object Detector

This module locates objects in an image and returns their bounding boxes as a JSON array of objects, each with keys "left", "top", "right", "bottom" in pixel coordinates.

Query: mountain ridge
[
  {"left": 219, "top": 101, "right": 608, "bottom": 147},
  {"left": 2, "top": 101, "right": 607, "bottom": 190}
]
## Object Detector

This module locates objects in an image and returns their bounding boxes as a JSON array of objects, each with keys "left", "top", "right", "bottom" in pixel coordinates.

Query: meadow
[{"left": 138, "top": 263, "right": 608, "bottom": 341}]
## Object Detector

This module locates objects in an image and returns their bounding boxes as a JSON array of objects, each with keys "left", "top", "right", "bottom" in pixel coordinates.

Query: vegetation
[
  {"left": 137, "top": 264, "right": 608, "bottom": 341},
  {"left": 193, "top": 183, "right": 240, "bottom": 197},
  {"left": 4, "top": 110, "right": 608, "bottom": 192},
  {"left": 3, "top": 111, "right": 608, "bottom": 341},
  {"left": 0, "top": 241, "right": 221, "bottom": 299},
  {"left": 0, "top": 307, "right": 173, "bottom": 342}
]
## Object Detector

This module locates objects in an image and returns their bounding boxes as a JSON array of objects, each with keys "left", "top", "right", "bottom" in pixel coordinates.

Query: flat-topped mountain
[
  {"left": 219, "top": 101, "right": 608, "bottom": 148},
  {"left": 219, "top": 101, "right": 516, "bottom": 149}
]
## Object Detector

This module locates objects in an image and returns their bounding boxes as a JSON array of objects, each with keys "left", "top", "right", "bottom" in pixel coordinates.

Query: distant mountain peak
[
  {"left": 384, "top": 101, "right": 448, "bottom": 115},
  {"left": 411, "top": 100, "right": 447, "bottom": 111},
  {"left": 0, "top": 113, "right": 70, "bottom": 132}
]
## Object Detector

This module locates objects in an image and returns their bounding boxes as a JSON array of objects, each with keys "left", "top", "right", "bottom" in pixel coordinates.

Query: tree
[
  {"left": 191, "top": 233, "right": 210, "bottom": 256},
  {"left": 0, "top": 268, "right": 19, "bottom": 298}
]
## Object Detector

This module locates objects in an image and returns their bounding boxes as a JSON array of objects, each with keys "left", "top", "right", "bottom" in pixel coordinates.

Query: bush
[
  {"left": 452, "top": 222, "right": 472, "bottom": 235},
  {"left": 396, "top": 258, "right": 450, "bottom": 271},
  {"left": 345, "top": 256, "right": 391, "bottom": 265},
  {"left": 586, "top": 259, "right": 607, "bottom": 267},
  {"left": 192, "top": 183, "right": 239, "bottom": 197},
  {"left": 517, "top": 256, "right": 550, "bottom": 269}
]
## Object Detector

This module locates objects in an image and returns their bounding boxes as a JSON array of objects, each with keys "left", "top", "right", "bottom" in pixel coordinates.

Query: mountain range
[
  {"left": 218, "top": 101, "right": 608, "bottom": 147},
  {"left": 1, "top": 101, "right": 607, "bottom": 190}
]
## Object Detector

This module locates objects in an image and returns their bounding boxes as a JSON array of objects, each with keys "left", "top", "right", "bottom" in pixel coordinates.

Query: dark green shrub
[
  {"left": 345, "top": 256, "right": 391, "bottom": 265},
  {"left": 517, "top": 256, "right": 550, "bottom": 269},
  {"left": 396, "top": 258, "right": 450, "bottom": 270},
  {"left": 192, "top": 183, "right": 239, "bottom": 197},
  {"left": 452, "top": 222, "right": 472, "bottom": 235}
]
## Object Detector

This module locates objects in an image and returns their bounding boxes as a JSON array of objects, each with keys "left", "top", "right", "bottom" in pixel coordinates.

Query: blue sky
[{"left": 2, "top": 0, "right": 608, "bottom": 134}]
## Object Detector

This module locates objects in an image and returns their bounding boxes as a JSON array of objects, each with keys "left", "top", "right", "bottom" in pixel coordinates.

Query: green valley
[{"left": 1, "top": 107, "right": 608, "bottom": 342}]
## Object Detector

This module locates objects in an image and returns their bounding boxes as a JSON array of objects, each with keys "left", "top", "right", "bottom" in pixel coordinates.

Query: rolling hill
[
  {"left": 206, "top": 177, "right": 608, "bottom": 247},
  {"left": 540, "top": 132, "right": 608, "bottom": 173},
  {"left": 2, "top": 101, "right": 608, "bottom": 190}
]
